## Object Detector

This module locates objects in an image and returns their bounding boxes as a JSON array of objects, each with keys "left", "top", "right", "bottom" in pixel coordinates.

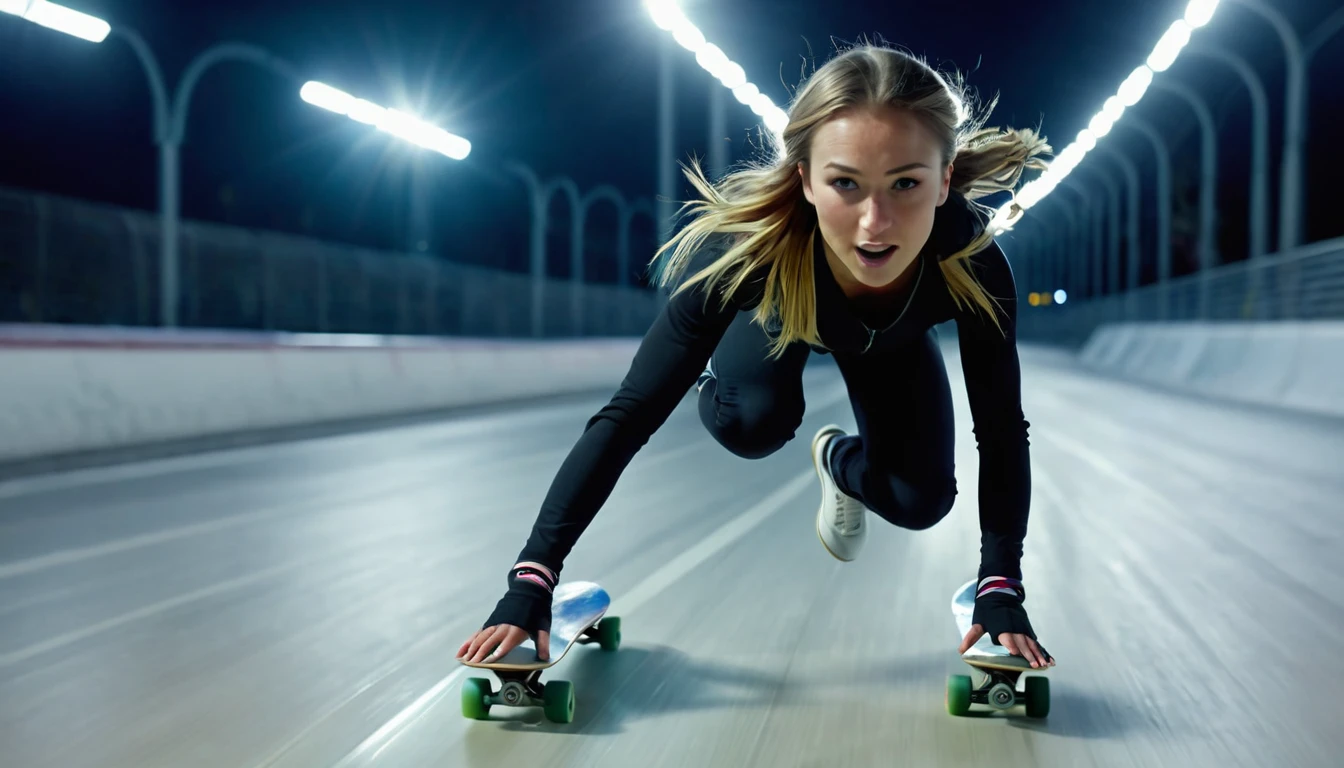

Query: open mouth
[{"left": 854, "top": 244, "right": 897, "bottom": 267}]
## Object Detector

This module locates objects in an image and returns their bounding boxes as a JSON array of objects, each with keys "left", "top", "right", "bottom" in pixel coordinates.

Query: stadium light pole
[{"left": 3, "top": 1, "right": 471, "bottom": 328}]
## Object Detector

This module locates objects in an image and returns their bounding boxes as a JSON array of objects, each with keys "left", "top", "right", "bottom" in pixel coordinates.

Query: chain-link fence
[
  {"left": 1016, "top": 236, "right": 1344, "bottom": 348},
  {"left": 0, "top": 185, "right": 662, "bottom": 338}
]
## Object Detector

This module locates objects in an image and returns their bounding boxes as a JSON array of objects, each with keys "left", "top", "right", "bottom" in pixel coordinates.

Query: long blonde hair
[{"left": 649, "top": 41, "right": 1051, "bottom": 359}]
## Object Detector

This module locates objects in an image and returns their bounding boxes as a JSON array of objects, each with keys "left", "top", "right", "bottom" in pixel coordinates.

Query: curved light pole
[
  {"left": 1222, "top": 0, "right": 1344, "bottom": 250},
  {"left": 1223, "top": 0, "right": 1304, "bottom": 251},
  {"left": 574, "top": 185, "right": 630, "bottom": 335},
  {"left": 507, "top": 162, "right": 654, "bottom": 337},
  {"left": 1064, "top": 168, "right": 1120, "bottom": 298},
  {"left": 1000, "top": 212, "right": 1046, "bottom": 299},
  {"left": 1009, "top": 214, "right": 1058, "bottom": 302},
  {"left": 1087, "top": 147, "right": 1142, "bottom": 295},
  {"left": 1149, "top": 79, "right": 1217, "bottom": 317},
  {"left": 619, "top": 199, "right": 656, "bottom": 288},
  {"left": 1110, "top": 117, "right": 1172, "bottom": 315},
  {"left": 1149, "top": 81, "right": 1217, "bottom": 272},
  {"left": 1045, "top": 182, "right": 1093, "bottom": 300},
  {"left": 1305, "top": 7, "right": 1344, "bottom": 79},
  {"left": 1184, "top": 45, "right": 1269, "bottom": 262},
  {"left": 155, "top": 43, "right": 301, "bottom": 329},
  {"left": 618, "top": 199, "right": 657, "bottom": 332},
  {"left": 508, "top": 162, "right": 565, "bottom": 338},
  {"left": 68, "top": 28, "right": 302, "bottom": 328},
  {"left": 1036, "top": 192, "right": 1081, "bottom": 300}
]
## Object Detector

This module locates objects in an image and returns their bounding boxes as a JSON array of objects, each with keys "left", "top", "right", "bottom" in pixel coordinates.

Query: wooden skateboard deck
[
  {"left": 459, "top": 581, "right": 621, "bottom": 723},
  {"left": 947, "top": 578, "right": 1050, "bottom": 717}
]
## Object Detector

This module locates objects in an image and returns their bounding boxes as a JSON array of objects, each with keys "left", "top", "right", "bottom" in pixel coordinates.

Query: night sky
[{"left": 3, "top": 0, "right": 1342, "bottom": 286}]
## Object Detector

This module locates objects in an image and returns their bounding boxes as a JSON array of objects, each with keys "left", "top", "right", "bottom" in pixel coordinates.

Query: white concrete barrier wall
[
  {"left": 0, "top": 324, "right": 643, "bottom": 465},
  {"left": 1078, "top": 321, "right": 1344, "bottom": 418}
]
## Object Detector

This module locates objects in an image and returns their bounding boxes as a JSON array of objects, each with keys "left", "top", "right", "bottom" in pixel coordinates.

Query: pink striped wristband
[
  {"left": 976, "top": 576, "right": 1024, "bottom": 600},
  {"left": 511, "top": 564, "right": 557, "bottom": 594}
]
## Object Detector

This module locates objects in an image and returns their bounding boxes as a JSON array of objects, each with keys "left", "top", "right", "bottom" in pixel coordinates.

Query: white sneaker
[{"left": 811, "top": 424, "right": 867, "bottom": 561}]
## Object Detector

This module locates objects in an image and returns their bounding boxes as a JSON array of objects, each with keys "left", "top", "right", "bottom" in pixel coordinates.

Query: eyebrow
[{"left": 824, "top": 162, "right": 929, "bottom": 175}]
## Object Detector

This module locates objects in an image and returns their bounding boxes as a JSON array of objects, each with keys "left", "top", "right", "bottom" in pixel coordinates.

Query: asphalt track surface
[{"left": 1, "top": 342, "right": 1341, "bottom": 768}]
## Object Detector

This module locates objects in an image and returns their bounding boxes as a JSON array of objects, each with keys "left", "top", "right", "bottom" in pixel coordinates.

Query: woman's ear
[
  {"left": 937, "top": 163, "right": 953, "bottom": 205},
  {"left": 798, "top": 162, "right": 815, "bottom": 205}
]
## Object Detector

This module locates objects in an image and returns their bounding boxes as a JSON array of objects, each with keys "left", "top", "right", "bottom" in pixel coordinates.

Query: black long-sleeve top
[{"left": 513, "top": 191, "right": 1031, "bottom": 583}]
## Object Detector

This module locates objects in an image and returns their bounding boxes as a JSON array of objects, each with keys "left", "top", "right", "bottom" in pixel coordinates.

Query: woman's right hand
[
  {"left": 460, "top": 561, "right": 558, "bottom": 664},
  {"left": 457, "top": 623, "right": 551, "bottom": 664}
]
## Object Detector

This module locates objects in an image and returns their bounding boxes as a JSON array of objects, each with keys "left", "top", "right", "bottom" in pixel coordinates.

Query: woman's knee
[
  {"left": 867, "top": 477, "right": 957, "bottom": 530},
  {"left": 699, "top": 381, "right": 804, "bottom": 459}
]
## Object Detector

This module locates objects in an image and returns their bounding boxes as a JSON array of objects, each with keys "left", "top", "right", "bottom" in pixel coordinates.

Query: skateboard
[
  {"left": 458, "top": 580, "right": 621, "bottom": 723},
  {"left": 947, "top": 578, "right": 1050, "bottom": 718}
]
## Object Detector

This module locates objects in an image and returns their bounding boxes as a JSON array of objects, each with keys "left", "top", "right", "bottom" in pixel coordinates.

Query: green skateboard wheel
[
  {"left": 543, "top": 680, "right": 575, "bottom": 723},
  {"left": 1024, "top": 676, "right": 1050, "bottom": 718},
  {"left": 946, "top": 674, "right": 972, "bottom": 716},
  {"left": 462, "top": 677, "right": 492, "bottom": 720},
  {"left": 597, "top": 616, "right": 621, "bottom": 651}
]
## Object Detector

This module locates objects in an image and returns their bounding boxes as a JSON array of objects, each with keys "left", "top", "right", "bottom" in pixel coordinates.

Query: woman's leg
[
  {"left": 829, "top": 328, "right": 958, "bottom": 530},
  {"left": 698, "top": 310, "right": 811, "bottom": 459}
]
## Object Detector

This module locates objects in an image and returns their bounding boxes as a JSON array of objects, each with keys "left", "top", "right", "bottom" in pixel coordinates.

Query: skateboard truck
[
  {"left": 464, "top": 669, "right": 571, "bottom": 722},
  {"left": 947, "top": 662, "right": 1049, "bottom": 717}
]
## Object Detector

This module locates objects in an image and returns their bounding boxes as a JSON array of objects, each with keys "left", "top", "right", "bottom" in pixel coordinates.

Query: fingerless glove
[
  {"left": 971, "top": 576, "right": 1036, "bottom": 644},
  {"left": 482, "top": 564, "right": 557, "bottom": 634}
]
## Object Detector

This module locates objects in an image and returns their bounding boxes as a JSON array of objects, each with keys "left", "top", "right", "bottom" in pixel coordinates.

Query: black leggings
[{"left": 697, "top": 310, "right": 957, "bottom": 531}]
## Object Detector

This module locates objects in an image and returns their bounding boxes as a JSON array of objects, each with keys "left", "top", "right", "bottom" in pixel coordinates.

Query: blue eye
[{"left": 828, "top": 177, "right": 920, "bottom": 192}]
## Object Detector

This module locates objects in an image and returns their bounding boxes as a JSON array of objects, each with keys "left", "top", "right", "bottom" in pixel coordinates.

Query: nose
[{"left": 859, "top": 193, "right": 895, "bottom": 235}]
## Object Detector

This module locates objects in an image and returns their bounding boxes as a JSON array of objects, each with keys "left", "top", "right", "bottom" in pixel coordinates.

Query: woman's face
[{"left": 799, "top": 105, "right": 952, "bottom": 294}]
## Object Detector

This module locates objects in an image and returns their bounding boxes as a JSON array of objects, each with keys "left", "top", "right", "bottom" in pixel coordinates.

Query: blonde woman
[{"left": 459, "top": 42, "right": 1056, "bottom": 671}]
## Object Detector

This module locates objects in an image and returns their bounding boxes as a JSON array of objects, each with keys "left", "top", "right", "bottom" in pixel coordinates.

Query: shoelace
[
  {"left": 824, "top": 436, "right": 861, "bottom": 535},
  {"left": 832, "top": 491, "right": 861, "bottom": 534}
]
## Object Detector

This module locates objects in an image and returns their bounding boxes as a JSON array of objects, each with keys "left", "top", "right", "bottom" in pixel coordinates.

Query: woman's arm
[
  {"left": 463, "top": 236, "right": 762, "bottom": 660},
  {"left": 953, "top": 240, "right": 1032, "bottom": 583},
  {"left": 511, "top": 273, "right": 740, "bottom": 575},
  {"left": 508, "top": 235, "right": 756, "bottom": 578}
]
